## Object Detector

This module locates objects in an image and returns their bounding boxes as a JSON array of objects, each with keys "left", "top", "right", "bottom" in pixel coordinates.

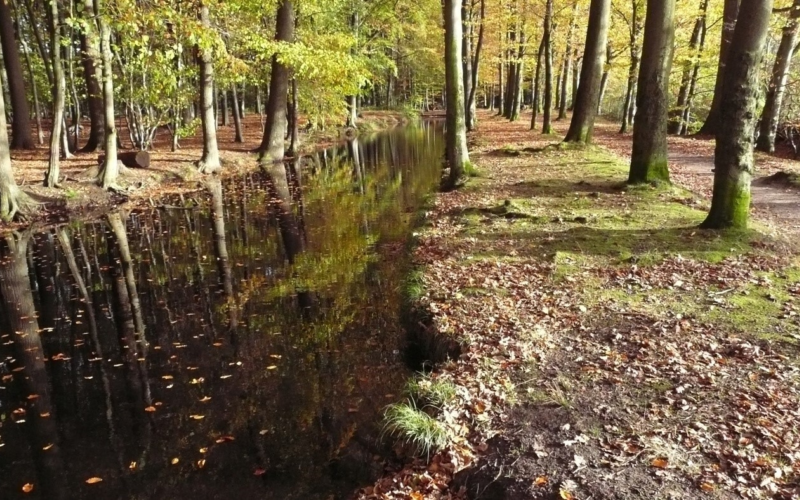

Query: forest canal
[{"left": 0, "top": 122, "right": 444, "bottom": 499}]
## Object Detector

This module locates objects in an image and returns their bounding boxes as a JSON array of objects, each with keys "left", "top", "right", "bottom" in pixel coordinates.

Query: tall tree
[
  {"left": 466, "top": 0, "right": 485, "bottom": 131},
  {"left": 668, "top": 0, "right": 707, "bottom": 135},
  {"left": 95, "top": 0, "right": 119, "bottom": 189},
  {"left": 564, "top": 0, "right": 610, "bottom": 143},
  {"left": 79, "top": 0, "right": 104, "bottom": 152},
  {"left": 617, "top": 0, "right": 642, "bottom": 134},
  {"left": 756, "top": 0, "right": 800, "bottom": 153},
  {"left": 558, "top": 1, "right": 579, "bottom": 121},
  {"left": 44, "top": 0, "right": 66, "bottom": 187},
  {"left": 531, "top": 36, "right": 544, "bottom": 130},
  {"left": 197, "top": 2, "right": 221, "bottom": 173},
  {"left": 702, "top": 0, "right": 773, "bottom": 229},
  {"left": 0, "top": 47, "right": 31, "bottom": 221},
  {"left": 541, "top": 0, "right": 554, "bottom": 134},
  {"left": 0, "top": 0, "right": 34, "bottom": 149},
  {"left": 258, "top": 0, "right": 294, "bottom": 163},
  {"left": 628, "top": 0, "right": 676, "bottom": 184},
  {"left": 696, "top": 0, "right": 741, "bottom": 136},
  {"left": 443, "top": 0, "right": 470, "bottom": 189}
]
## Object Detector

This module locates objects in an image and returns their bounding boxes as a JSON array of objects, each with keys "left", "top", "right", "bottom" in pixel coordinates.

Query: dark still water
[{"left": 0, "top": 123, "right": 443, "bottom": 499}]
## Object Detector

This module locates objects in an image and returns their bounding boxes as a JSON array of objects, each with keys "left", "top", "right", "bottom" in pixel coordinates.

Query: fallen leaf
[
  {"left": 22, "top": 483, "right": 33, "bottom": 493},
  {"left": 254, "top": 468, "right": 266, "bottom": 476},
  {"left": 144, "top": 406, "right": 156, "bottom": 412},
  {"left": 42, "top": 443, "right": 54, "bottom": 451},
  {"left": 85, "top": 477, "right": 103, "bottom": 484},
  {"left": 171, "top": 458, "right": 179, "bottom": 465},
  {"left": 189, "top": 414, "right": 205, "bottom": 420},
  {"left": 197, "top": 459, "right": 206, "bottom": 468},
  {"left": 534, "top": 476, "right": 548, "bottom": 486},
  {"left": 651, "top": 457, "right": 668, "bottom": 469}
]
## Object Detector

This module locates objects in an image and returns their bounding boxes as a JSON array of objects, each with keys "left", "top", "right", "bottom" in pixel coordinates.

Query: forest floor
[
  {"left": 0, "top": 110, "right": 409, "bottom": 232},
  {"left": 359, "top": 111, "right": 800, "bottom": 500}
]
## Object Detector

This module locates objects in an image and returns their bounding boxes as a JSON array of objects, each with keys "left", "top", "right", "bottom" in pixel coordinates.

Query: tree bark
[
  {"left": 462, "top": 0, "right": 474, "bottom": 130},
  {"left": 13, "top": 0, "right": 43, "bottom": 145},
  {"left": 668, "top": 0, "right": 707, "bottom": 135},
  {"left": 558, "top": 1, "right": 578, "bottom": 120},
  {"left": 564, "top": 0, "right": 610, "bottom": 143},
  {"left": 0, "top": 0, "right": 34, "bottom": 149},
  {"left": 45, "top": 0, "right": 66, "bottom": 187},
  {"left": 196, "top": 2, "right": 221, "bottom": 173},
  {"left": 231, "top": 83, "right": 244, "bottom": 143},
  {"left": 467, "top": 0, "right": 485, "bottom": 129},
  {"left": 628, "top": 0, "right": 676, "bottom": 184},
  {"left": 95, "top": 0, "right": 119, "bottom": 189},
  {"left": 287, "top": 77, "right": 299, "bottom": 157},
  {"left": 619, "top": 0, "right": 641, "bottom": 134},
  {"left": 542, "top": 0, "right": 554, "bottom": 134},
  {"left": 756, "top": 0, "right": 800, "bottom": 152},
  {"left": 0, "top": 55, "right": 31, "bottom": 220},
  {"left": 702, "top": 0, "right": 773, "bottom": 229},
  {"left": 696, "top": 0, "right": 741, "bottom": 136},
  {"left": 531, "top": 36, "right": 545, "bottom": 130},
  {"left": 443, "top": 0, "right": 470, "bottom": 189},
  {"left": 597, "top": 47, "right": 611, "bottom": 114},
  {"left": 258, "top": 0, "right": 294, "bottom": 163},
  {"left": 79, "top": 0, "right": 103, "bottom": 152}
]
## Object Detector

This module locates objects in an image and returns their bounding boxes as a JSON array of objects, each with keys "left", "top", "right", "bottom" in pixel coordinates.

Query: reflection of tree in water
[{"left": 0, "top": 123, "right": 444, "bottom": 499}]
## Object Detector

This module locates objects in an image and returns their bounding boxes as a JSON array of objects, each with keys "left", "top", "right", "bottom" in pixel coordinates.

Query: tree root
[
  {"left": 196, "top": 158, "right": 221, "bottom": 174},
  {"left": 0, "top": 185, "right": 38, "bottom": 222}
]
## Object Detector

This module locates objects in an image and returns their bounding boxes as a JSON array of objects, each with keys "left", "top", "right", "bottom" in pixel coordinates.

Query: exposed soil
[{"left": 0, "top": 110, "right": 409, "bottom": 232}]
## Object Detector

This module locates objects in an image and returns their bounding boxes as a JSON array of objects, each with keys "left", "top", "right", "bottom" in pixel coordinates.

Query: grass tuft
[
  {"left": 406, "top": 373, "right": 457, "bottom": 407},
  {"left": 383, "top": 401, "right": 449, "bottom": 457}
]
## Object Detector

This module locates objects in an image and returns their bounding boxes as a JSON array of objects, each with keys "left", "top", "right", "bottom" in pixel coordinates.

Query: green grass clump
[
  {"left": 403, "top": 268, "right": 425, "bottom": 302},
  {"left": 406, "top": 373, "right": 457, "bottom": 407},
  {"left": 383, "top": 402, "right": 448, "bottom": 457}
]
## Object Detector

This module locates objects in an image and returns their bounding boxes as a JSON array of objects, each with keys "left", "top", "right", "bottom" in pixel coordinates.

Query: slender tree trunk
[
  {"left": 497, "top": 59, "right": 504, "bottom": 115},
  {"left": 258, "top": 0, "right": 294, "bottom": 163},
  {"left": 196, "top": 3, "right": 221, "bottom": 173},
  {"left": 287, "top": 77, "right": 299, "bottom": 157},
  {"left": 510, "top": 30, "right": 525, "bottom": 121},
  {"left": 668, "top": 0, "right": 707, "bottom": 134},
  {"left": 467, "top": 0, "right": 485, "bottom": 128},
  {"left": 221, "top": 89, "right": 230, "bottom": 126},
  {"left": 564, "top": 0, "right": 610, "bottom": 143},
  {"left": 558, "top": 1, "right": 578, "bottom": 120},
  {"left": 756, "top": 0, "right": 800, "bottom": 152},
  {"left": 12, "top": 0, "right": 43, "bottom": 145},
  {"left": 542, "top": 0, "right": 554, "bottom": 134},
  {"left": 597, "top": 47, "right": 611, "bottom": 114},
  {"left": 696, "top": 0, "right": 741, "bottom": 136},
  {"left": 231, "top": 83, "right": 244, "bottom": 143},
  {"left": 79, "top": 0, "right": 103, "bottom": 152},
  {"left": 570, "top": 50, "right": 580, "bottom": 110},
  {"left": 462, "top": 0, "right": 474, "bottom": 130},
  {"left": 0, "top": 0, "right": 34, "bottom": 149},
  {"left": 702, "top": 0, "right": 773, "bottom": 229},
  {"left": 96, "top": 0, "right": 118, "bottom": 189},
  {"left": 45, "top": 0, "right": 66, "bottom": 187},
  {"left": 619, "top": 0, "right": 641, "bottom": 134},
  {"left": 531, "top": 36, "right": 544, "bottom": 130},
  {"left": 443, "top": 0, "right": 470, "bottom": 189},
  {"left": 628, "top": 0, "right": 676, "bottom": 184}
]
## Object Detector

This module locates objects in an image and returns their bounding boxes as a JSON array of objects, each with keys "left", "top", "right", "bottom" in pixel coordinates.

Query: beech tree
[
  {"left": 44, "top": 0, "right": 67, "bottom": 188},
  {"left": 0, "top": 0, "right": 34, "bottom": 149},
  {"left": 443, "top": 0, "right": 470, "bottom": 189},
  {"left": 95, "top": 0, "right": 120, "bottom": 189},
  {"left": 564, "top": 0, "right": 610, "bottom": 143},
  {"left": 702, "top": 0, "right": 773, "bottom": 229},
  {"left": 756, "top": 0, "right": 800, "bottom": 153},
  {"left": 258, "top": 0, "right": 294, "bottom": 163},
  {"left": 0, "top": 50, "right": 32, "bottom": 221},
  {"left": 541, "top": 0, "right": 554, "bottom": 134},
  {"left": 628, "top": 0, "right": 675, "bottom": 184},
  {"left": 197, "top": 2, "right": 222, "bottom": 173}
]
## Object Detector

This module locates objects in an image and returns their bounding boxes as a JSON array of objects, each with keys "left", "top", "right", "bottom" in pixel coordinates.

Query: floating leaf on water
[
  {"left": 129, "top": 461, "right": 137, "bottom": 470},
  {"left": 42, "top": 443, "right": 54, "bottom": 451},
  {"left": 171, "top": 458, "right": 179, "bottom": 465},
  {"left": 197, "top": 459, "right": 206, "bottom": 468},
  {"left": 266, "top": 365, "right": 278, "bottom": 370},
  {"left": 215, "top": 435, "right": 235, "bottom": 443},
  {"left": 85, "top": 477, "right": 103, "bottom": 484},
  {"left": 189, "top": 414, "right": 205, "bottom": 420},
  {"left": 144, "top": 406, "right": 156, "bottom": 412},
  {"left": 199, "top": 448, "right": 208, "bottom": 454},
  {"left": 162, "top": 375, "right": 174, "bottom": 380},
  {"left": 219, "top": 375, "right": 232, "bottom": 379},
  {"left": 199, "top": 396, "right": 211, "bottom": 402},
  {"left": 22, "top": 483, "right": 33, "bottom": 493},
  {"left": 253, "top": 468, "right": 266, "bottom": 476}
]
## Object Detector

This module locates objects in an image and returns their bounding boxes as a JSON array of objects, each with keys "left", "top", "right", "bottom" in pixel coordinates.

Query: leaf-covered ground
[
  {"left": 357, "top": 112, "right": 800, "bottom": 499},
  {"left": 0, "top": 111, "right": 407, "bottom": 231}
]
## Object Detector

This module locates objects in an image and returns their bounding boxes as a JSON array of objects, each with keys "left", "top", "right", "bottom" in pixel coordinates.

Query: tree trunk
[
  {"left": 0, "top": 58, "right": 30, "bottom": 220},
  {"left": 570, "top": 50, "right": 580, "bottom": 110},
  {"left": 531, "top": 36, "right": 544, "bottom": 130},
  {"left": 497, "top": 59, "right": 504, "bottom": 115},
  {"left": 467, "top": 0, "right": 485, "bottom": 129},
  {"left": 287, "top": 77, "right": 299, "bottom": 157},
  {"left": 258, "top": 0, "right": 294, "bottom": 163},
  {"left": 702, "top": 0, "right": 773, "bottom": 229},
  {"left": 756, "top": 0, "right": 800, "bottom": 153},
  {"left": 597, "top": 47, "right": 611, "bottom": 114},
  {"left": 45, "top": 0, "right": 66, "bottom": 187},
  {"left": 619, "top": 0, "right": 641, "bottom": 134},
  {"left": 231, "top": 83, "right": 244, "bottom": 143},
  {"left": 13, "top": 0, "right": 43, "bottom": 145},
  {"left": 668, "top": 0, "right": 707, "bottom": 134},
  {"left": 509, "top": 30, "right": 525, "bottom": 121},
  {"left": 0, "top": 0, "right": 34, "bottom": 149},
  {"left": 79, "top": 0, "right": 103, "bottom": 152},
  {"left": 196, "top": 2, "right": 221, "bottom": 173},
  {"left": 628, "top": 0, "right": 676, "bottom": 184},
  {"left": 542, "top": 0, "right": 554, "bottom": 134},
  {"left": 462, "top": 0, "right": 474, "bottom": 130},
  {"left": 96, "top": 0, "right": 119, "bottom": 189},
  {"left": 564, "top": 0, "right": 610, "bottom": 143},
  {"left": 443, "top": 0, "right": 470, "bottom": 189},
  {"left": 696, "top": 0, "right": 741, "bottom": 136},
  {"left": 558, "top": 1, "right": 578, "bottom": 120},
  {"left": 221, "top": 89, "right": 230, "bottom": 126}
]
